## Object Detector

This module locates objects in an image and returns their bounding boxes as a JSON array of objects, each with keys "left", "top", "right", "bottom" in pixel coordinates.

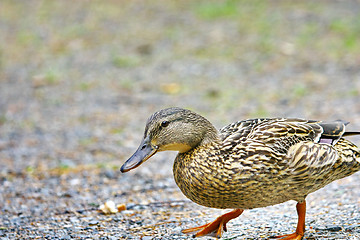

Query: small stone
[
  {"left": 116, "top": 203, "right": 126, "bottom": 212},
  {"left": 141, "top": 236, "right": 153, "bottom": 240},
  {"left": 88, "top": 220, "right": 99, "bottom": 226},
  {"left": 326, "top": 226, "right": 342, "bottom": 232},
  {"left": 84, "top": 226, "right": 96, "bottom": 230},
  {"left": 99, "top": 200, "right": 118, "bottom": 214},
  {"left": 69, "top": 178, "right": 81, "bottom": 186},
  {"left": 103, "top": 169, "right": 116, "bottom": 179},
  {"left": 345, "top": 224, "right": 360, "bottom": 231},
  {"left": 69, "top": 217, "right": 79, "bottom": 223},
  {"left": 120, "top": 210, "right": 134, "bottom": 215}
]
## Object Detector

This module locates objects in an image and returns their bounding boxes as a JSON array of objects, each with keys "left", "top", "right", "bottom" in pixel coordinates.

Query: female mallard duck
[{"left": 120, "top": 107, "right": 360, "bottom": 239}]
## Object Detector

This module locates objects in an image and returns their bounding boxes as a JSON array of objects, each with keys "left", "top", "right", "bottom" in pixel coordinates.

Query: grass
[
  {"left": 348, "top": 89, "right": 359, "bottom": 97},
  {"left": 32, "top": 68, "right": 62, "bottom": 88},
  {"left": 78, "top": 137, "right": 97, "bottom": 147},
  {"left": 194, "top": 0, "right": 240, "bottom": 19},
  {"left": 249, "top": 105, "right": 269, "bottom": 118},
  {"left": 328, "top": 18, "right": 360, "bottom": 57},
  {"left": 189, "top": 0, "right": 360, "bottom": 66},
  {"left": 292, "top": 83, "right": 307, "bottom": 99},
  {"left": 112, "top": 55, "right": 141, "bottom": 68},
  {"left": 118, "top": 78, "right": 136, "bottom": 90},
  {"left": 77, "top": 82, "right": 93, "bottom": 91},
  {"left": 0, "top": 115, "right": 6, "bottom": 125},
  {"left": 2, "top": 0, "right": 359, "bottom": 72},
  {"left": 43, "top": 68, "right": 61, "bottom": 84}
]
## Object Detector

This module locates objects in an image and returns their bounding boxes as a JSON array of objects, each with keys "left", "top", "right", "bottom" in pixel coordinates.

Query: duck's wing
[
  {"left": 226, "top": 118, "right": 352, "bottom": 165},
  {"left": 284, "top": 138, "right": 360, "bottom": 199},
  {"left": 245, "top": 118, "right": 349, "bottom": 152},
  {"left": 246, "top": 118, "right": 359, "bottom": 189},
  {"left": 220, "top": 118, "right": 341, "bottom": 156},
  {"left": 221, "top": 117, "right": 356, "bottom": 162},
  {"left": 220, "top": 118, "right": 267, "bottom": 141},
  {"left": 220, "top": 118, "right": 347, "bottom": 143},
  {"left": 285, "top": 141, "right": 337, "bottom": 179}
]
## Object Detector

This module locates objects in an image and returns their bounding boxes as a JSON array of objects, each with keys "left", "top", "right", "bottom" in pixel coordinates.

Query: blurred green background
[
  {"left": 1, "top": 0, "right": 360, "bottom": 172},
  {"left": 1, "top": 1, "right": 360, "bottom": 239}
]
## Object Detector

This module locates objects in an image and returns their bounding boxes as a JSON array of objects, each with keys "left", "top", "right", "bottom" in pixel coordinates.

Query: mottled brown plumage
[{"left": 121, "top": 107, "right": 360, "bottom": 239}]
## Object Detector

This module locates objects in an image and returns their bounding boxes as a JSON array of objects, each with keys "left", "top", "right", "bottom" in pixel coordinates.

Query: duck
[{"left": 120, "top": 107, "right": 360, "bottom": 239}]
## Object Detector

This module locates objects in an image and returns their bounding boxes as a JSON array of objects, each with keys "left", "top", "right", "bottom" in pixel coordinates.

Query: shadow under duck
[{"left": 120, "top": 107, "right": 360, "bottom": 239}]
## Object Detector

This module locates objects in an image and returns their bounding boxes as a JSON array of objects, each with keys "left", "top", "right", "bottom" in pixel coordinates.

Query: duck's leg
[
  {"left": 182, "top": 209, "right": 244, "bottom": 238},
  {"left": 272, "top": 201, "right": 306, "bottom": 240}
]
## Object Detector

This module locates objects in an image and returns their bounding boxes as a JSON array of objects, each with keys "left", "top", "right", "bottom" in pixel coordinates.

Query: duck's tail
[
  {"left": 342, "top": 130, "right": 360, "bottom": 159},
  {"left": 343, "top": 131, "right": 360, "bottom": 137},
  {"left": 324, "top": 137, "right": 360, "bottom": 185},
  {"left": 317, "top": 122, "right": 360, "bottom": 181},
  {"left": 335, "top": 136, "right": 360, "bottom": 163}
]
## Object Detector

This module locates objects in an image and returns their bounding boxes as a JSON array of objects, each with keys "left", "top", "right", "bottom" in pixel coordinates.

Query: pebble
[
  {"left": 142, "top": 236, "right": 153, "bottom": 240},
  {"left": 326, "top": 226, "right": 343, "bottom": 232},
  {"left": 69, "top": 178, "right": 81, "bottom": 186},
  {"left": 102, "top": 169, "right": 116, "bottom": 179},
  {"left": 315, "top": 225, "right": 343, "bottom": 232},
  {"left": 88, "top": 220, "right": 99, "bottom": 226},
  {"left": 121, "top": 210, "right": 135, "bottom": 215},
  {"left": 345, "top": 224, "right": 360, "bottom": 231}
]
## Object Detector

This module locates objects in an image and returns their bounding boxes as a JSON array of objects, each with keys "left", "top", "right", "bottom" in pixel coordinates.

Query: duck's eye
[{"left": 161, "top": 121, "right": 170, "bottom": 128}]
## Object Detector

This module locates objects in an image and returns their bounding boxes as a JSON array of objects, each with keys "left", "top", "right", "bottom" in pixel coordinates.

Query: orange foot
[
  {"left": 182, "top": 209, "right": 244, "bottom": 238},
  {"left": 272, "top": 232, "right": 304, "bottom": 240},
  {"left": 271, "top": 201, "right": 306, "bottom": 240}
]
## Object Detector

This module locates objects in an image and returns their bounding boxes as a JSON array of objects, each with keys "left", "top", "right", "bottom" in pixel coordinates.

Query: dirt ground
[{"left": 1, "top": 1, "right": 360, "bottom": 239}]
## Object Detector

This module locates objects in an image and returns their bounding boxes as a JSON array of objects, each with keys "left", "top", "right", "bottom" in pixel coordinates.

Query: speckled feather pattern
[{"left": 173, "top": 118, "right": 360, "bottom": 210}]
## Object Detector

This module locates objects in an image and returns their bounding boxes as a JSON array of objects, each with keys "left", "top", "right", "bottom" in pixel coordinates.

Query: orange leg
[
  {"left": 272, "top": 201, "right": 306, "bottom": 240},
  {"left": 182, "top": 209, "right": 244, "bottom": 238}
]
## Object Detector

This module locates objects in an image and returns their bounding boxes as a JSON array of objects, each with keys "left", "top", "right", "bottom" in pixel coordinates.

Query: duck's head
[{"left": 120, "top": 107, "right": 218, "bottom": 172}]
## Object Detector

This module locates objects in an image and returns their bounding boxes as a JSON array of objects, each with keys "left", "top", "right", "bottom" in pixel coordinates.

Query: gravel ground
[{"left": 1, "top": 1, "right": 360, "bottom": 239}]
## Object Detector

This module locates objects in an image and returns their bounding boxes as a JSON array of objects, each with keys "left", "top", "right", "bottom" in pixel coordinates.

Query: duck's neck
[
  {"left": 199, "top": 124, "right": 219, "bottom": 146},
  {"left": 176, "top": 111, "right": 220, "bottom": 151}
]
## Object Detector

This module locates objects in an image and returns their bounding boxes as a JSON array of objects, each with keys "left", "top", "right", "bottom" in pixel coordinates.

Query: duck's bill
[{"left": 120, "top": 137, "right": 157, "bottom": 172}]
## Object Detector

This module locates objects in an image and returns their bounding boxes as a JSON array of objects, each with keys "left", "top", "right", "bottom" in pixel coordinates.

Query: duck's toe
[{"left": 181, "top": 209, "right": 244, "bottom": 238}]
